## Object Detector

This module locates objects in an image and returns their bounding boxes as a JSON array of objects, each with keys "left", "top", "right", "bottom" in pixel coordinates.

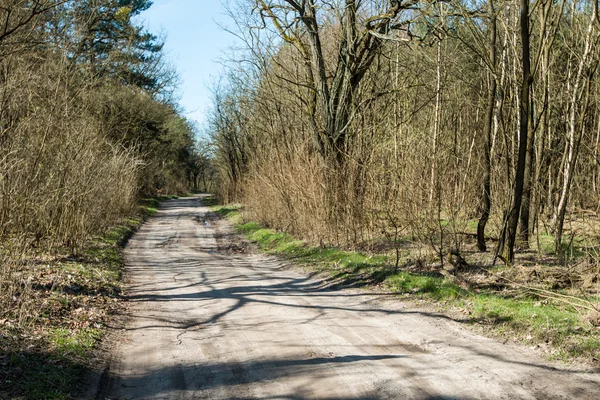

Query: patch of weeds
[
  {"left": 386, "top": 273, "right": 465, "bottom": 300},
  {"left": 470, "top": 295, "right": 572, "bottom": 331},
  {"left": 201, "top": 196, "right": 218, "bottom": 207},
  {"left": 461, "top": 294, "right": 600, "bottom": 361},
  {"left": 139, "top": 198, "right": 160, "bottom": 217},
  {"left": 246, "top": 228, "right": 293, "bottom": 250},
  {"left": 574, "top": 337, "right": 600, "bottom": 356},
  {"left": 1, "top": 194, "right": 178, "bottom": 399},
  {"left": 139, "top": 204, "right": 158, "bottom": 217},
  {"left": 47, "top": 327, "right": 101, "bottom": 359},
  {"left": 204, "top": 196, "right": 243, "bottom": 222},
  {"left": 237, "top": 221, "right": 262, "bottom": 235},
  {"left": 108, "top": 195, "right": 176, "bottom": 245},
  {"left": 535, "top": 233, "right": 557, "bottom": 254},
  {"left": 214, "top": 205, "right": 241, "bottom": 219},
  {"left": 5, "top": 351, "right": 85, "bottom": 400},
  {"left": 465, "top": 219, "right": 480, "bottom": 233},
  {"left": 102, "top": 223, "right": 137, "bottom": 247},
  {"left": 533, "top": 232, "right": 589, "bottom": 258},
  {"left": 138, "top": 195, "right": 178, "bottom": 218}
]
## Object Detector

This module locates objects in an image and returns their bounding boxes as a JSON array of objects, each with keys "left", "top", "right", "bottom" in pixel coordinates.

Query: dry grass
[
  {"left": 0, "top": 3, "right": 202, "bottom": 397},
  {"left": 0, "top": 199, "right": 162, "bottom": 399}
]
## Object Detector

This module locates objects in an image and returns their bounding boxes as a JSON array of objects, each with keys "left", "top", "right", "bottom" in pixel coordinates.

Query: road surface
[{"left": 99, "top": 195, "right": 600, "bottom": 399}]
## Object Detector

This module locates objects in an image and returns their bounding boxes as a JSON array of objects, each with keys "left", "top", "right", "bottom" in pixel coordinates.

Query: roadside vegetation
[
  {"left": 0, "top": 1, "right": 214, "bottom": 398},
  {"left": 211, "top": 0, "right": 600, "bottom": 265},
  {"left": 211, "top": 202, "right": 600, "bottom": 365},
  {"left": 207, "top": 0, "right": 600, "bottom": 365},
  {"left": 0, "top": 195, "right": 177, "bottom": 399}
]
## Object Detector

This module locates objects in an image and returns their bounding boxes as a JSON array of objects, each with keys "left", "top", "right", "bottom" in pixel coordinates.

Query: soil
[{"left": 93, "top": 195, "right": 600, "bottom": 399}]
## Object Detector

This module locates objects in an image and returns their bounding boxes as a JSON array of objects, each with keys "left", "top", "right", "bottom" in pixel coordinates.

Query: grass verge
[
  {"left": 212, "top": 202, "right": 600, "bottom": 366},
  {"left": 0, "top": 195, "right": 178, "bottom": 399}
]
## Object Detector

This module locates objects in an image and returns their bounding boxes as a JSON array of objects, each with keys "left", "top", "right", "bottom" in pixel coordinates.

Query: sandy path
[{"left": 99, "top": 195, "right": 600, "bottom": 399}]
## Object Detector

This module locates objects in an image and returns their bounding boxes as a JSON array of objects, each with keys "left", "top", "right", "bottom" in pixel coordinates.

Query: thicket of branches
[
  {"left": 0, "top": 1, "right": 213, "bottom": 315},
  {"left": 210, "top": 0, "right": 600, "bottom": 265}
]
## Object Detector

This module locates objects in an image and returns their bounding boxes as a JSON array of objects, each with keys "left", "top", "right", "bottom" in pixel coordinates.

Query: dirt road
[{"left": 98, "top": 196, "right": 600, "bottom": 399}]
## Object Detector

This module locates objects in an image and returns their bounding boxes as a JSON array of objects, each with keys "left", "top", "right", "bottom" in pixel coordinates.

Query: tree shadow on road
[{"left": 98, "top": 196, "right": 600, "bottom": 399}]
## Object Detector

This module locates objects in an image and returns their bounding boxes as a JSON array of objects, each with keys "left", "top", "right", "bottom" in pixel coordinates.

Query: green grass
[
  {"left": 47, "top": 327, "right": 101, "bottom": 359},
  {"left": 387, "top": 273, "right": 465, "bottom": 300},
  {"left": 138, "top": 195, "right": 179, "bottom": 217},
  {"left": 7, "top": 351, "right": 84, "bottom": 400},
  {"left": 467, "top": 294, "right": 600, "bottom": 359},
  {"left": 214, "top": 205, "right": 242, "bottom": 219},
  {"left": 465, "top": 219, "right": 480, "bottom": 232},
  {"left": 205, "top": 197, "right": 242, "bottom": 223},
  {"left": 533, "top": 232, "right": 592, "bottom": 259},
  {"left": 237, "top": 221, "right": 463, "bottom": 297},
  {"left": 228, "top": 219, "right": 600, "bottom": 363}
]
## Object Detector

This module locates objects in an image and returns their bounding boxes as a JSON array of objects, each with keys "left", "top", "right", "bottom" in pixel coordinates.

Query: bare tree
[
  {"left": 476, "top": 0, "right": 497, "bottom": 252},
  {"left": 254, "top": 0, "right": 416, "bottom": 164},
  {"left": 551, "top": 3, "right": 600, "bottom": 251},
  {"left": 0, "top": 1, "right": 64, "bottom": 55},
  {"left": 500, "top": 0, "right": 532, "bottom": 263}
]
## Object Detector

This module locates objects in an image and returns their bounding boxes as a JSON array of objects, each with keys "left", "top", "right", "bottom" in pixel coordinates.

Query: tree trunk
[
  {"left": 551, "top": 8, "right": 597, "bottom": 251},
  {"left": 258, "top": 0, "right": 404, "bottom": 165},
  {"left": 518, "top": 99, "right": 534, "bottom": 247},
  {"left": 502, "top": 0, "right": 531, "bottom": 263},
  {"left": 430, "top": 32, "right": 443, "bottom": 204},
  {"left": 477, "top": 0, "right": 497, "bottom": 252}
]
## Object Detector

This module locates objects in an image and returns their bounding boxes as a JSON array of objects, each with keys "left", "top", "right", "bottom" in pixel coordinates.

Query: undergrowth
[
  {"left": 0, "top": 195, "right": 177, "bottom": 400},
  {"left": 213, "top": 202, "right": 600, "bottom": 365}
]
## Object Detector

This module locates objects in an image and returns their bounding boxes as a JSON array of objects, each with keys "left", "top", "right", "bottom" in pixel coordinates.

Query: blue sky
[{"left": 136, "top": 0, "right": 236, "bottom": 129}]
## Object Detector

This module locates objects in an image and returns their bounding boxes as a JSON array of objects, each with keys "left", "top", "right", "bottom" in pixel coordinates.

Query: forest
[
  {"left": 2, "top": 0, "right": 600, "bottom": 397},
  {"left": 210, "top": 0, "right": 600, "bottom": 271},
  {"left": 0, "top": 2, "right": 214, "bottom": 391}
]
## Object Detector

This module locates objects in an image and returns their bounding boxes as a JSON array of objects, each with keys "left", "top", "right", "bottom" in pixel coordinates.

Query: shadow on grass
[
  {"left": 234, "top": 221, "right": 465, "bottom": 299},
  {"left": 215, "top": 206, "right": 241, "bottom": 218},
  {"left": 200, "top": 196, "right": 218, "bottom": 207},
  {"left": 0, "top": 350, "right": 92, "bottom": 400}
]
